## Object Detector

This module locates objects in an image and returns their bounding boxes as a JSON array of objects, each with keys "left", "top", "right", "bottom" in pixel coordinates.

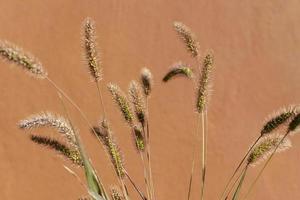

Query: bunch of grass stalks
[{"left": 1, "top": 18, "right": 299, "bottom": 200}]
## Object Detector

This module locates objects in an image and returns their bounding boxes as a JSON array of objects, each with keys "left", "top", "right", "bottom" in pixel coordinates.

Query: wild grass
[{"left": 1, "top": 18, "right": 299, "bottom": 200}]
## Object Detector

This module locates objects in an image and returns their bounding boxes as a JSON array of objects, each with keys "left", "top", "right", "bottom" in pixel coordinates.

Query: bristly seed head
[
  {"left": 83, "top": 18, "right": 101, "bottom": 82},
  {"left": 261, "top": 106, "right": 298, "bottom": 135},
  {"left": 0, "top": 41, "right": 47, "bottom": 78},
  {"left": 141, "top": 68, "right": 153, "bottom": 96},
  {"left": 93, "top": 119, "right": 125, "bottom": 178},
  {"left": 108, "top": 83, "right": 134, "bottom": 126},
  {"left": 30, "top": 135, "right": 83, "bottom": 166},
  {"left": 247, "top": 134, "right": 291, "bottom": 166},
  {"left": 173, "top": 21, "right": 200, "bottom": 58},
  {"left": 111, "top": 187, "right": 124, "bottom": 200},
  {"left": 129, "top": 80, "right": 146, "bottom": 126},
  {"left": 288, "top": 112, "right": 300, "bottom": 133},
  {"left": 163, "top": 62, "right": 193, "bottom": 82},
  {"left": 196, "top": 53, "right": 214, "bottom": 113},
  {"left": 133, "top": 125, "right": 145, "bottom": 152},
  {"left": 19, "top": 112, "right": 76, "bottom": 147}
]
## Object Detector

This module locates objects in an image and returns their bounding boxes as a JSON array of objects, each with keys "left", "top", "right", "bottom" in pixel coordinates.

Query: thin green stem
[
  {"left": 57, "top": 92, "right": 109, "bottom": 200},
  {"left": 232, "top": 165, "right": 248, "bottom": 200},
  {"left": 220, "top": 136, "right": 262, "bottom": 200},
  {"left": 224, "top": 166, "right": 246, "bottom": 200}
]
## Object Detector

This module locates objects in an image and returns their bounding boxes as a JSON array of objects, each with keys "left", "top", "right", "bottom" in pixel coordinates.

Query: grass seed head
[
  {"left": 30, "top": 135, "right": 83, "bottom": 166},
  {"left": 163, "top": 62, "right": 193, "bottom": 82},
  {"left": 108, "top": 83, "right": 134, "bottom": 126},
  {"left": 129, "top": 80, "right": 146, "bottom": 126},
  {"left": 173, "top": 21, "right": 200, "bottom": 58},
  {"left": 82, "top": 18, "right": 101, "bottom": 82},
  {"left": 133, "top": 125, "right": 145, "bottom": 152},
  {"left": 261, "top": 106, "right": 298, "bottom": 135},
  {"left": 0, "top": 41, "right": 47, "bottom": 78},
  {"left": 247, "top": 134, "right": 291, "bottom": 166},
  {"left": 95, "top": 119, "right": 125, "bottom": 178},
  {"left": 111, "top": 187, "right": 124, "bottom": 200},
  {"left": 141, "top": 68, "right": 153, "bottom": 96},
  {"left": 196, "top": 53, "right": 214, "bottom": 113},
  {"left": 288, "top": 112, "right": 300, "bottom": 133},
  {"left": 19, "top": 112, "right": 76, "bottom": 147}
]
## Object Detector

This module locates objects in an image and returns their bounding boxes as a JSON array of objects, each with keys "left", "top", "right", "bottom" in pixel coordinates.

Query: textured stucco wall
[{"left": 0, "top": 1, "right": 300, "bottom": 199}]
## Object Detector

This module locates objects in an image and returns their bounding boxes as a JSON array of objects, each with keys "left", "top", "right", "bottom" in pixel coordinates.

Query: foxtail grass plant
[{"left": 2, "top": 17, "right": 299, "bottom": 200}]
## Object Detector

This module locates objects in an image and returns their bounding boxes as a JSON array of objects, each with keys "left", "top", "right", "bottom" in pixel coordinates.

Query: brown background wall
[{"left": 0, "top": 0, "right": 300, "bottom": 199}]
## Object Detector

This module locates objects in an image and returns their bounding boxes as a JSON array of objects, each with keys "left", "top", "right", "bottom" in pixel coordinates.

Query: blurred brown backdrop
[{"left": 0, "top": 0, "right": 300, "bottom": 199}]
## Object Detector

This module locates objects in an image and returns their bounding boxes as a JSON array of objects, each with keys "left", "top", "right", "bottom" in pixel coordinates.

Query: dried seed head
[
  {"left": 111, "top": 187, "right": 124, "bottom": 200},
  {"left": 247, "top": 134, "right": 291, "bottom": 166},
  {"left": 173, "top": 21, "right": 200, "bottom": 58},
  {"left": 0, "top": 41, "right": 47, "bottom": 78},
  {"left": 141, "top": 68, "right": 153, "bottom": 96},
  {"left": 94, "top": 119, "right": 125, "bottom": 178},
  {"left": 83, "top": 18, "right": 101, "bottom": 82},
  {"left": 19, "top": 112, "right": 76, "bottom": 147},
  {"left": 133, "top": 125, "right": 145, "bottom": 152},
  {"left": 163, "top": 62, "right": 193, "bottom": 82},
  {"left": 30, "top": 135, "right": 83, "bottom": 166},
  {"left": 196, "top": 53, "right": 214, "bottom": 113},
  {"left": 288, "top": 112, "right": 300, "bottom": 133},
  {"left": 261, "top": 106, "right": 298, "bottom": 135},
  {"left": 108, "top": 83, "right": 134, "bottom": 126},
  {"left": 129, "top": 80, "right": 146, "bottom": 125}
]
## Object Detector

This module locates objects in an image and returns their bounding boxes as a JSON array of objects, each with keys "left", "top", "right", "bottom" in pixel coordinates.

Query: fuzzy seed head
[
  {"left": 288, "top": 112, "right": 300, "bottom": 132},
  {"left": 108, "top": 83, "right": 134, "bottom": 126},
  {"left": 111, "top": 187, "right": 124, "bottom": 200},
  {"left": 0, "top": 41, "right": 47, "bottom": 78},
  {"left": 196, "top": 53, "right": 214, "bottom": 113},
  {"left": 247, "top": 134, "right": 291, "bottom": 166},
  {"left": 163, "top": 62, "right": 193, "bottom": 82},
  {"left": 30, "top": 135, "right": 83, "bottom": 166},
  {"left": 261, "top": 106, "right": 298, "bottom": 135},
  {"left": 141, "top": 68, "right": 153, "bottom": 96},
  {"left": 133, "top": 125, "right": 145, "bottom": 151},
  {"left": 173, "top": 21, "right": 200, "bottom": 58},
  {"left": 94, "top": 120, "right": 125, "bottom": 178},
  {"left": 19, "top": 112, "right": 76, "bottom": 146},
  {"left": 129, "top": 80, "right": 146, "bottom": 125},
  {"left": 83, "top": 18, "right": 101, "bottom": 82}
]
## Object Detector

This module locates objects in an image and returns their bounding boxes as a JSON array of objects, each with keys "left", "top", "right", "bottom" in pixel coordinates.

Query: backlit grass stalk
[
  {"left": 58, "top": 94, "right": 109, "bottom": 200},
  {"left": 82, "top": 18, "right": 106, "bottom": 118},
  {"left": 230, "top": 134, "right": 291, "bottom": 200},
  {"left": 196, "top": 53, "right": 214, "bottom": 200},
  {"left": 140, "top": 68, "right": 155, "bottom": 200},
  {"left": 0, "top": 41, "right": 104, "bottom": 149},
  {"left": 243, "top": 113, "right": 300, "bottom": 200},
  {"left": 220, "top": 106, "right": 297, "bottom": 200},
  {"left": 173, "top": 21, "right": 200, "bottom": 58}
]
